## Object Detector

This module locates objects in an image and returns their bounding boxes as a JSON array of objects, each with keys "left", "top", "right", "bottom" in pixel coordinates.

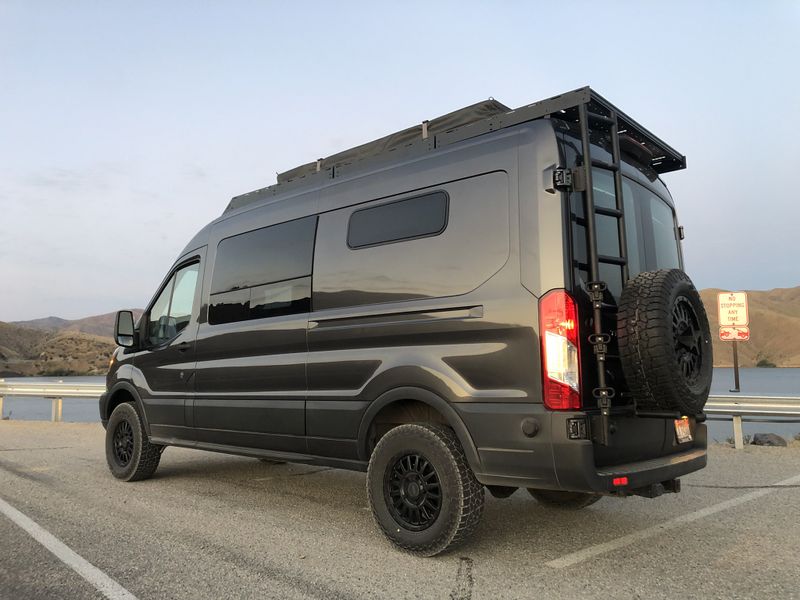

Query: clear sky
[{"left": 1, "top": 1, "right": 798, "bottom": 321}]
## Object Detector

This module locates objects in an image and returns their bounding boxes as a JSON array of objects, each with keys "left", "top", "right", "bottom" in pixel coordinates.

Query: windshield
[{"left": 571, "top": 168, "right": 682, "bottom": 298}]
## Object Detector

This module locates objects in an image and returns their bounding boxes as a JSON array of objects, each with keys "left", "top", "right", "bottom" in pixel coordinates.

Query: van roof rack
[{"left": 225, "top": 86, "right": 686, "bottom": 213}]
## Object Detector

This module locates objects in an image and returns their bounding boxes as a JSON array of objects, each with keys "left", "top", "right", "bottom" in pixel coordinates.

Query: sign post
[{"left": 717, "top": 292, "right": 749, "bottom": 393}]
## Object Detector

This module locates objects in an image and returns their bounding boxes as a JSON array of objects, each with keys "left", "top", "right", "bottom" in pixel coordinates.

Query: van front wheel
[
  {"left": 366, "top": 424, "right": 484, "bottom": 556},
  {"left": 105, "top": 402, "right": 162, "bottom": 482}
]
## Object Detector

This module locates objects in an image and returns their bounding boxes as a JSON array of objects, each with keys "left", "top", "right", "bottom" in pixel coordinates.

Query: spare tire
[{"left": 617, "top": 269, "right": 712, "bottom": 414}]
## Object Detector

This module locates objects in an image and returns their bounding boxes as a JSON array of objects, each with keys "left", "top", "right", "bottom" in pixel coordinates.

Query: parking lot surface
[{"left": 1, "top": 422, "right": 799, "bottom": 600}]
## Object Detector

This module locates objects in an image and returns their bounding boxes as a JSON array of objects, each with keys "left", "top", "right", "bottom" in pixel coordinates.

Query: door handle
[{"left": 175, "top": 341, "right": 191, "bottom": 352}]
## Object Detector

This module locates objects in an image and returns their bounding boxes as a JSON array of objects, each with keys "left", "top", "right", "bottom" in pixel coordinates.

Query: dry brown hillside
[
  {"left": 13, "top": 310, "right": 143, "bottom": 338},
  {"left": 0, "top": 321, "right": 49, "bottom": 362},
  {"left": 0, "top": 322, "right": 115, "bottom": 376},
  {"left": 700, "top": 287, "right": 800, "bottom": 368}
]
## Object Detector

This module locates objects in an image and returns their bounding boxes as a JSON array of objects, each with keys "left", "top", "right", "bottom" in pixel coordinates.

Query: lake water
[{"left": 2, "top": 369, "right": 799, "bottom": 442}]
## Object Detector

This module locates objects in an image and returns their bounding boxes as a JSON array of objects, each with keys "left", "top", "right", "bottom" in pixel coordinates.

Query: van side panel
[
  {"left": 304, "top": 124, "right": 563, "bottom": 472},
  {"left": 312, "top": 172, "right": 510, "bottom": 310},
  {"left": 518, "top": 123, "right": 567, "bottom": 297}
]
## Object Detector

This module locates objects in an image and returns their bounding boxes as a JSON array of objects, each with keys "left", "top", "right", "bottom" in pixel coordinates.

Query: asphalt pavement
[{"left": 1, "top": 421, "right": 798, "bottom": 600}]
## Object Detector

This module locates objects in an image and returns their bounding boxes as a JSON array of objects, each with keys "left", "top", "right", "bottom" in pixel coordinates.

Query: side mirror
[{"left": 114, "top": 310, "right": 136, "bottom": 348}]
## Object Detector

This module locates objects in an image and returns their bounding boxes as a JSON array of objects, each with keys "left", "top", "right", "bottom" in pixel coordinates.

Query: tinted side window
[
  {"left": 209, "top": 216, "right": 317, "bottom": 325},
  {"left": 347, "top": 192, "right": 448, "bottom": 249},
  {"left": 211, "top": 216, "right": 317, "bottom": 295}
]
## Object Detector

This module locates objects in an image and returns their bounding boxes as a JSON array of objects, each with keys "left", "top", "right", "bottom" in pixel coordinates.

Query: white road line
[
  {"left": 0, "top": 496, "right": 139, "bottom": 600},
  {"left": 547, "top": 472, "right": 800, "bottom": 570}
]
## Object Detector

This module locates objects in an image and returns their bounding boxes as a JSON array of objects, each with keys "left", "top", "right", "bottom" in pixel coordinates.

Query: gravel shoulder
[{"left": 1, "top": 422, "right": 799, "bottom": 600}]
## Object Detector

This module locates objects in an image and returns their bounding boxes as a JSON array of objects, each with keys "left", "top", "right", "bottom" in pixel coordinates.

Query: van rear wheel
[
  {"left": 366, "top": 424, "right": 484, "bottom": 556},
  {"left": 527, "top": 488, "right": 602, "bottom": 509}
]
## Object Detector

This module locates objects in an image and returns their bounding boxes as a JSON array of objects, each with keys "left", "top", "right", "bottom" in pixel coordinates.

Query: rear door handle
[{"left": 175, "top": 341, "right": 191, "bottom": 352}]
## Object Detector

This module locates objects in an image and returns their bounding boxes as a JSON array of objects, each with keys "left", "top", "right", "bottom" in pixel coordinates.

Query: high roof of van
[{"left": 224, "top": 87, "right": 686, "bottom": 215}]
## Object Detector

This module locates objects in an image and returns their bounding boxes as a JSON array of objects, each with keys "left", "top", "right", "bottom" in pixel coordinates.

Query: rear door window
[
  {"left": 572, "top": 169, "right": 681, "bottom": 298},
  {"left": 648, "top": 195, "right": 681, "bottom": 269}
]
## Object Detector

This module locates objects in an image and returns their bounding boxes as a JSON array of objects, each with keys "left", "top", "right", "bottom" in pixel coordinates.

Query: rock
[{"left": 751, "top": 433, "right": 788, "bottom": 447}]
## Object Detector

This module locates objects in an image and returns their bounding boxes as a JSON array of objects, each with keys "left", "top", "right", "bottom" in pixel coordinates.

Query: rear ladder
[{"left": 576, "top": 103, "right": 629, "bottom": 446}]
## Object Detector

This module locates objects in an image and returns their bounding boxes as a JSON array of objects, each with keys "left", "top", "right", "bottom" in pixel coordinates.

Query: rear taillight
[{"left": 539, "top": 289, "right": 581, "bottom": 410}]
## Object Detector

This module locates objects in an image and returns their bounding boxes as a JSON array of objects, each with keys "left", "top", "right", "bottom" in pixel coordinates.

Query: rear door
[
  {"left": 571, "top": 167, "right": 683, "bottom": 402},
  {"left": 570, "top": 167, "right": 687, "bottom": 462}
]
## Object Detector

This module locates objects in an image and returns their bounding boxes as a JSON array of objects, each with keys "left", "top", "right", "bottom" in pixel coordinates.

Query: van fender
[
  {"left": 356, "top": 386, "right": 483, "bottom": 474},
  {"left": 105, "top": 381, "right": 152, "bottom": 436}
]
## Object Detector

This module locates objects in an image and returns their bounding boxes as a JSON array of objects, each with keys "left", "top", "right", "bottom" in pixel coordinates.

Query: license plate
[{"left": 674, "top": 417, "right": 692, "bottom": 443}]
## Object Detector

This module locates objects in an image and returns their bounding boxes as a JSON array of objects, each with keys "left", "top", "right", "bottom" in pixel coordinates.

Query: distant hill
[
  {"left": 0, "top": 321, "right": 50, "bottom": 363},
  {"left": 0, "top": 321, "right": 116, "bottom": 377},
  {"left": 13, "top": 310, "right": 144, "bottom": 339},
  {"left": 699, "top": 287, "right": 800, "bottom": 368},
  {"left": 2, "top": 310, "right": 143, "bottom": 376}
]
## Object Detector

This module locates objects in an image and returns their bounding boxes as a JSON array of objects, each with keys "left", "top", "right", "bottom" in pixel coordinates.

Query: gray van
[{"left": 102, "top": 87, "right": 712, "bottom": 556}]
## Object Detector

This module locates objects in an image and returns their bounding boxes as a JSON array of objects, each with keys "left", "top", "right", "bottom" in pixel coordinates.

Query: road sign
[
  {"left": 718, "top": 292, "right": 749, "bottom": 327},
  {"left": 719, "top": 326, "right": 750, "bottom": 341}
]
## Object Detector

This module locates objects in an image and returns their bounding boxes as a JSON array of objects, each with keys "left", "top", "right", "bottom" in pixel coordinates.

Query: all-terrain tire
[
  {"left": 617, "top": 269, "right": 712, "bottom": 414},
  {"left": 105, "top": 402, "right": 162, "bottom": 482},
  {"left": 366, "top": 424, "right": 484, "bottom": 557},
  {"left": 527, "top": 488, "right": 602, "bottom": 509}
]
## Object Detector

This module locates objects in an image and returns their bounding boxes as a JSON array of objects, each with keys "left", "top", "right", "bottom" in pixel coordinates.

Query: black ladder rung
[
  {"left": 595, "top": 206, "right": 623, "bottom": 218},
  {"left": 571, "top": 215, "right": 587, "bottom": 227},
  {"left": 587, "top": 111, "right": 615, "bottom": 125},
  {"left": 598, "top": 254, "right": 627, "bottom": 266},
  {"left": 590, "top": 159, "right": 620, "bottom": 172},
  {"left": 574, "top": 260, "right": 629, "bottom": 275}
]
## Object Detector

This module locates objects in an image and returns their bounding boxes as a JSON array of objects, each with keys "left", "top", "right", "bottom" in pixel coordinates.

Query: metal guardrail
[
  {"left": 0, "top": 382, "right": 797, "bottom": 448},
  {"left": 0, "top": 380, "right": 105, "bottom": 422},
  {"left": 705, "top": 395, "right": 800, "bottom": 449}
]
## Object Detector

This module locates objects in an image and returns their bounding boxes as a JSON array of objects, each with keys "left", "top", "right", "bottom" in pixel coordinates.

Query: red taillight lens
[
  {"left": 539, "top": 289, "right": 581, "bottom": 411},
  {"left": 613, "top": 476, "right": 629, "bottom": 487}
]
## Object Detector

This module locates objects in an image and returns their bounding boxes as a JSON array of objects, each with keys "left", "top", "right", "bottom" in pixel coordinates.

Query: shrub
[{"left": 725, "top": 434, "right": 752, "bottom": 446}]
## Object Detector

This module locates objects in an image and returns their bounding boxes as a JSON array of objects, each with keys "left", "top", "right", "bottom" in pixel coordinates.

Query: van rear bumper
[
  {"left": 551, "top": 442, "right": 707, "bottom": 494},
  {"left": 549, "top": 416, "right": 708, "bottom": 494},
  {"left": 457, "top": 403, "right": 707, "bottom": 494},
  {"left": 476, "top": 445, "right": 706, "bottom": 493}
]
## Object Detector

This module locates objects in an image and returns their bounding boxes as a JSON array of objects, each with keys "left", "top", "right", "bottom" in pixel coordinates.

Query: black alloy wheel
[
  {"left": 672, "top": 296, "right": 702, "bottom": 383},
  {"left": 112, "top": 419, "right": 135, "bottom": 467},
  {"left": 366, "top": 423, "right": 484, "bottom": 556},
  {"left": 105, "top": 402, "right": 163, "bottom": 482},
  {"left": 384, "top": 453, "right": 442, "bottom": 531}
]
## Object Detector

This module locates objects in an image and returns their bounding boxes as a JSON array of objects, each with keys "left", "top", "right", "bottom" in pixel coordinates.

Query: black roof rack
[{"left": 225, "top": 87, "right": 686, "bottom": 214}]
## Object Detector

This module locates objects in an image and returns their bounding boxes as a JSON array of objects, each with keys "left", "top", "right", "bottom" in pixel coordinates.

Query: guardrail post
[
  {"left": 732, "top": 415, "right": 744, "bottom": 450},
  {"left": 51, "top": 397, "right": 63, "bottom": 423}
]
